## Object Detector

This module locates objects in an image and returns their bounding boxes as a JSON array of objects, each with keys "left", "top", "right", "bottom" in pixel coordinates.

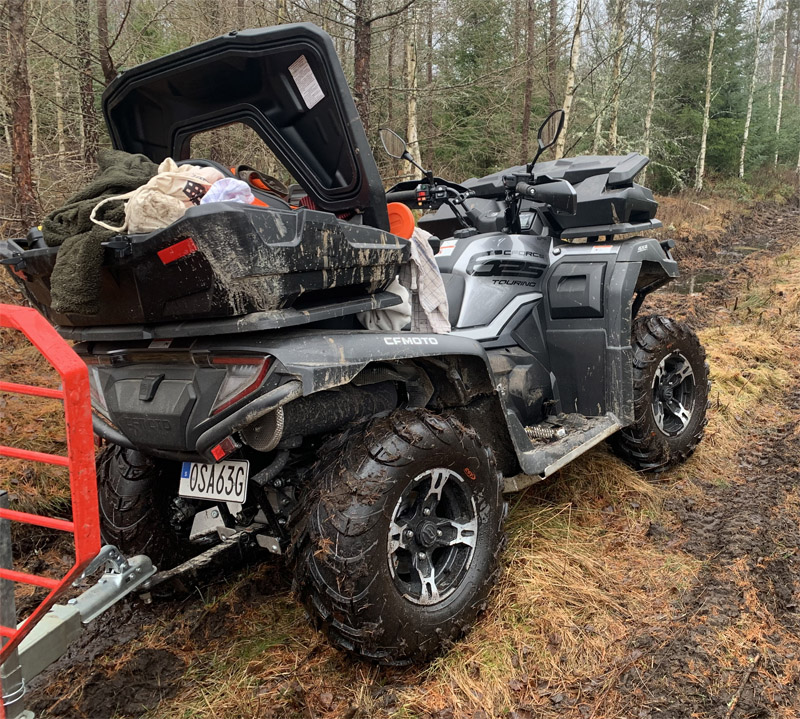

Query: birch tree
[
  {"left": 555, "top": 0, "right": 584, "bottom": 160},
  {"left": 547, "top": 0, "right": 559, "bottom": 111},
  {"left": 739, "top": 0, "right": 764, "bottom": 177},
  {"left": 641, "top": 0, "right": 662, "bottom": 185},
  {"left": 608, "top": 0, "right": 629, "bottom": 154},
  {"left": 773, "top": 0, "right": 789, "bottom": 167},
  {"left": 520, "top": 0, "right": 537, "bottom": 162},
  {"left": 404, "top": 7, "right": 422, "bottom": 170},
  {"left": 695, "top": 0, "right": 720, "bottom": 192}
]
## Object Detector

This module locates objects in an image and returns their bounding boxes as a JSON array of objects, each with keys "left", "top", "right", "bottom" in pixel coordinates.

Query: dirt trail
[{"left": 618, "top": 390, "right": 800, "bottom": 717}]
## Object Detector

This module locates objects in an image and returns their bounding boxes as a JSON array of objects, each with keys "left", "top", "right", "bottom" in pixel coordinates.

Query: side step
[{"left": 504, "top": 412, "right": 622, "bottom": 493}]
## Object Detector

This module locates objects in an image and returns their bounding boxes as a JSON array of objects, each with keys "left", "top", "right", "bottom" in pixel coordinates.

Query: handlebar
[
  {"left": 385, "top": 189, "right": 420, "bottom": 203},
  {"left": 515, "top": 182, "right": 537, "bottom": 198}
]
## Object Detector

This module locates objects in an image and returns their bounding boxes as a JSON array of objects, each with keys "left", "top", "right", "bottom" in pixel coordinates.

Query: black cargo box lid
[{"left": 102, "top": 23, "right": 389, "bottom": 231}]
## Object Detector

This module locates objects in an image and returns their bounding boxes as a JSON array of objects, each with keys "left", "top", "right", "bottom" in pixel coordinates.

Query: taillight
[
  {"left": 83, "top": 357, "right": 110, "bottom": 417},
  {"left": 210, "top": 357, "right": 272, "bottom": 415}
]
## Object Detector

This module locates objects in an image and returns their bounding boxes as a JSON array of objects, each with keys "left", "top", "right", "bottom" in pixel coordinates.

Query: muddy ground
[{"left": 9, "top": 195, "right": 800, "bottom": 718}]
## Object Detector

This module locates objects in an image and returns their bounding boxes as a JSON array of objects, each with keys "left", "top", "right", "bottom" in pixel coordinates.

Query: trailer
[{"left": 0, "top": 304, "right": 155, "bottom": 719}]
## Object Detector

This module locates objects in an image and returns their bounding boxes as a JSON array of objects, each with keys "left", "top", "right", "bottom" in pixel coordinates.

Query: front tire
[
  {"left": 611, "top": 315, "right": 709, "bottom": 471},
  {"left": 291, "top": 410, "right": 506, "bottom": 665}
]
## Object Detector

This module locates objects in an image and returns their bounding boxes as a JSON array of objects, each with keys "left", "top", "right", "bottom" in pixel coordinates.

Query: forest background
[{"left": 2, "top": 0, "right": 800, "bottom": 231}]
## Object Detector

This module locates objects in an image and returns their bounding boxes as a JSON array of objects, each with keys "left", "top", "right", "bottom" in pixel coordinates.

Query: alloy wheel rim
[
  {"left": 651, "top": 351, "right": 696, "bottom": 436},
  {"left": 387, "top": 467, "right": 478, "bottom": 606}
]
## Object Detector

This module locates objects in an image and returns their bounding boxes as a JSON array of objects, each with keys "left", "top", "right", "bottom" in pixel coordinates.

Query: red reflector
[
  {"left": 210, "top": 444, "right": 226, "bottom": 461},
  {"left": 158, "top": 238, "right": 198, "bottom": 265},
  {"left": 210, "top": 436, "right": 238, "bottom": 461}
]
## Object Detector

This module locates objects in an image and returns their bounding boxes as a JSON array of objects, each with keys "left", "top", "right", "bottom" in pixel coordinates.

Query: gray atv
[{"left": 0, "top": 23, "right": 708, "bottom": 664}]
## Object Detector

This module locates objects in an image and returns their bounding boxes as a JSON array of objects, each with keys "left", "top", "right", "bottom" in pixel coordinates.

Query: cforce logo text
[{"left": 384, "top": 336, "right": 440, "bottom": 345}]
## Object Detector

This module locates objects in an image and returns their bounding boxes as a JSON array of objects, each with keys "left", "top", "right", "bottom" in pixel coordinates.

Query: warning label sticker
[
  {"left": 437, "top": 240, "right": 458, "bottom": 257},
  {"left": 289, "top": 55, "right": 325, "bottom": 110}
]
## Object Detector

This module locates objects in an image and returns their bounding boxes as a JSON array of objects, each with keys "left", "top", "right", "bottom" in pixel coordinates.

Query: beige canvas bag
[{"left": 90, "top": 159, "right": 225, "bottom": 234}]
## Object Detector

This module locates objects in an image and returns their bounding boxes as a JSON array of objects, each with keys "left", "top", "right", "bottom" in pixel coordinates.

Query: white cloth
[
  {"left": 398, "top": 227, "right": 450, "bottom": 333},
  {"left": 357, "top": 278, "right": 412, "bottom": 331},
  {"left": 200, "top": 177, "right": 254, "bottom": 205}
]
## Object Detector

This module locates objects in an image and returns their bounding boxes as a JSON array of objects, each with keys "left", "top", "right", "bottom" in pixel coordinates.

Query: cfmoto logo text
[{"left": 383, "top": 336, "right": 440, "bottom": 345}]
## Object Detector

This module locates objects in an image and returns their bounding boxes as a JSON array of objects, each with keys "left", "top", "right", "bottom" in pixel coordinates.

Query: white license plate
[{"left": 179, "top": 460, "right": 249, "bottom": 503}]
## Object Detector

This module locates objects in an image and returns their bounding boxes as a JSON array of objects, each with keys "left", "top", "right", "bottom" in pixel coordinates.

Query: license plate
[{"left": 179, "top": 460, "right": 249, "bottom": 503}]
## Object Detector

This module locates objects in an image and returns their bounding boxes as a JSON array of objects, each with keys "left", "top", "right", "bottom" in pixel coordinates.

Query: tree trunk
[
  {"left": 739, "top": 0, "right": 764, "bottom": 178},
  {"left": 774, "top": 0, "right": 789, "bottom": 167},
  {"left": 354, "top": 0, "right": 373, "bottom": 137},
  {"left": 8, "top": 0, "right": 38, "bottom": 226},
  {"left": 607, "top": 0, "right": 628, "bottom": 155},
  {"left": 520, "top": 0, "right": 536, "bottom": 163},
  {"left": 238, "top": 0, "right": 245, "bottom": 28},
  {"left": 75, "top": 0, "right": 98, "bottom": 168},
  {"left": 641, "top": 0, "right": 662, "bottom": 185},
  {"left": 695, "top": 0, "right": 720, "bottom": 192},
  {"left": 54, "top": 62, "right": 66, "bottom": 171},
  {"left": 423, "top": 1, "right": 434, "bottom": 168},
  {"left": 547, "top": 0, "right": 559, "bottom": 111},
  {"left": 592, "top": 111, "right": 603, "bottom": 154},
  {"left": 767, "top": 17, "right": 776, "bottom": 109},
  {"left": 276, "top": 0, "right": 287, "bottom": 23},
  {"left": 30, "top": 76, "right": 38, "bottom": 167},
  {"left": 404, "top": 8, "right": 422, "bottom": 172},
  {"left": 387, "top": 25, "right": 396, "bottom": 133},
  {"left": 554, "top": 0, "right": 583, "bottom": 160},
  {"left": 97, "top": 0, "right": 116, "bottom": 85}
]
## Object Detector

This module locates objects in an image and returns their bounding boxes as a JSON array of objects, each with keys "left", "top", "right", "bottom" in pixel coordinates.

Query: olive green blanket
[{"left": 44, "top": 149, "right": 157, "bottom": 316}]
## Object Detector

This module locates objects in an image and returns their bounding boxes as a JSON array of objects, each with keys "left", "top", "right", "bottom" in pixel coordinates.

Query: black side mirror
[
  {"left": 527, "top": 109, "right": 565, "bottom": 172},
  {"left": 379, "top": 128, "right": 408, "bottom": 159},
  {"left": 537, "top": 110, "right": 565, "bottom": 150}
]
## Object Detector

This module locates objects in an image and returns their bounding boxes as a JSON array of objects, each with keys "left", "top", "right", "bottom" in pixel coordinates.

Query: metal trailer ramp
[{"left": 0, "top": 305, "right": 154, "bottom": 719}]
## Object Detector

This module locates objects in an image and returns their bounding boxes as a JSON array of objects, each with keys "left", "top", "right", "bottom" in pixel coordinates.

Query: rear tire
[
  {"left": 291, "top": 409, "right": 506, "bottom": 665},
  {"left": 611, "top": 315, "right": 709, "bottom": 471},
  {"left": 97, "top": 444, "right": 191, "bottom": 570}
]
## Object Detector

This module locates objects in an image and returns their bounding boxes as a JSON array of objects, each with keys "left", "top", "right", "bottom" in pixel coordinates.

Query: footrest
[{"left": 505, "top": 413, "right": 622, "bottom": 492}]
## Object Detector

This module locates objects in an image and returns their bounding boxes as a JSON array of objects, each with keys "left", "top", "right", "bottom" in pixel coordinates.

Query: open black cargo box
[{"left": 1, "top": 23, "right": 407, "bottom": 332}]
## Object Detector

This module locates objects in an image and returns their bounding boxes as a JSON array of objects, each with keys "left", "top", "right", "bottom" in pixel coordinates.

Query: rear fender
[{"left": 266, "top": 332, "right": 521, "bottom": 476}]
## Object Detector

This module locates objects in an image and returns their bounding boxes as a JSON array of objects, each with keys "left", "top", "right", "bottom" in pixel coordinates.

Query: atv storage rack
[
  {"left": 0, "top": 305, "right": 155, "bottom": 719},
  {"left": 1, "top": 205, "right": 409, "bottom": 329}
]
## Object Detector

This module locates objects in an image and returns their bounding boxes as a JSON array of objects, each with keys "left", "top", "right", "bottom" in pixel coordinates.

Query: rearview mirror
[
  {"left": 527, "top": 109, "right": 566, "bottom": 173},
  {"left": 379, "top": 128, "right": 408, "bottom": 159},
  {"left": 537, "top": 109, "right": 565, "bottom": 151}
]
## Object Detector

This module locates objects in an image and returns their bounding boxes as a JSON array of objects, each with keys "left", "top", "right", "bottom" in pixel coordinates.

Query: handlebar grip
[
  {"left": 515, "top": 182, "right": 537, "bottom": 198},
  {"left": 385, "top": 189, "right": 420, "bottom": 203}
]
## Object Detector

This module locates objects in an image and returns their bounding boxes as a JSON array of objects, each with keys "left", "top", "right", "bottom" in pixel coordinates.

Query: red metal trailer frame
[{"left": 0, "top": 304, "right": 102, "bottom": 717}]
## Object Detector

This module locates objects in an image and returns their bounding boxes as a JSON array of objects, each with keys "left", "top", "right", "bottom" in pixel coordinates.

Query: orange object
[
  {"left": 0, "top": 304, "right": 101, "bottom": 667},
  {"left": 251, "top": 197, "right": 269, "bottom": 207},
  {"left": 387, "top": 202, "right": 416, "bottom": 239}
]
